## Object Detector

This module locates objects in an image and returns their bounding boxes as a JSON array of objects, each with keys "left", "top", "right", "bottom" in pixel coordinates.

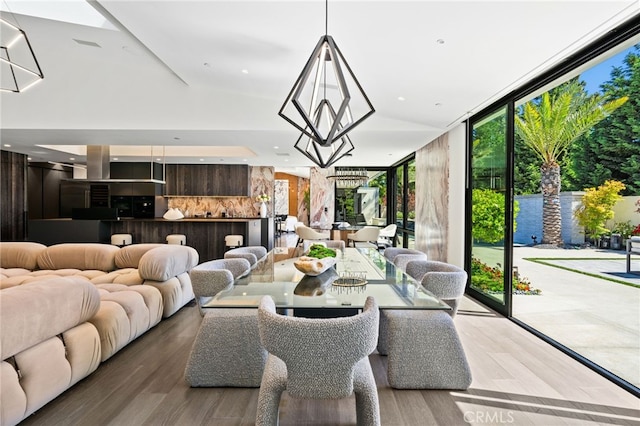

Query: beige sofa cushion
[
  {"left": 115, "top": 243, "right": 165, "bottom": 269},
  {"left": 138, "top": 245, "right": 198, "bottom": 282},
  {"left": 0, "top": 242, "right": 47, "bottom": 270},
  {"left": 37, "top": 243, "right": 120, "bottom": 271},
  {"left": 0, "top": 277, "right": 101, "bottom": 360}
]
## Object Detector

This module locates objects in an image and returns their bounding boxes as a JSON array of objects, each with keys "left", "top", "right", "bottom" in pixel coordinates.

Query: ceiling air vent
[
  {"left": 73, "top": 39, "right": 101, "bottom": 48},
  {"left": 275, "top": 153, "right": 290, "bottom": 156}
]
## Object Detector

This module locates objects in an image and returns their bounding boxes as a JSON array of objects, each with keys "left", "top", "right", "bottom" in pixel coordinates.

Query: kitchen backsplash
[{"left": 167, "top": 166, "right": 275, "bottom": 218}]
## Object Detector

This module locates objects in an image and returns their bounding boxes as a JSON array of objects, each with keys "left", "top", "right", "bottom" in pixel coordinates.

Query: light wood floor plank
[{"left": 19, "top": 298, "right": 640, "bottom": 426}]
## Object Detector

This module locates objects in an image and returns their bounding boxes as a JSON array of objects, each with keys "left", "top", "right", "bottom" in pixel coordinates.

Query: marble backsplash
[{"left": 167, "top": 166, "right": 275, "bottom": 218}]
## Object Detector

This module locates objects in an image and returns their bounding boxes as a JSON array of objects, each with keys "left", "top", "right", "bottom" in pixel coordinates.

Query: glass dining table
[{"left": 203, "top": 246, "right": 451, "bottom": 314}]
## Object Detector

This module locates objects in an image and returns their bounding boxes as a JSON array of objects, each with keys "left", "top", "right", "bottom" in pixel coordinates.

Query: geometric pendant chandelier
[
  {"left": 279, "top": 1, "right": 374, "bottom": 168},
  {"left": 0, "top": 16, "right": 44, "bottom": 93}
]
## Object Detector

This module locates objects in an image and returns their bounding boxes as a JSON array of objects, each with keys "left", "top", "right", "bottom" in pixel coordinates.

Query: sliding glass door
[{"left": 467, "top": 107, "right": 513, "bottom": 315}]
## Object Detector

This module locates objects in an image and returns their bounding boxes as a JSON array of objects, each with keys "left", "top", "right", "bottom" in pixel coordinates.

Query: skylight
[{"left": 0, "top": 0, "right": 115, "bottom": 29}]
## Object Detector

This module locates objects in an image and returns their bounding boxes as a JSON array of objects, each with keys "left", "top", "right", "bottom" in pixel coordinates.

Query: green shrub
[
  {"left": 574, "top": 180, "right": 625, "bottom": 238},
  {"left": 472, "top": 189, "right": 520, "bottom": 244}
]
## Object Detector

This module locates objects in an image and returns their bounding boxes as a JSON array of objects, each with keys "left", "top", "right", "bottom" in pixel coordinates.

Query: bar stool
[
  {"left": 224, "top": 235, "right": 243, "bottom": 250},
  {"left": 166, "top": 234, "right": 187, "bottom": 245},
  {"left": 111, "top": 234, "right": 132, "bottom": 247}
]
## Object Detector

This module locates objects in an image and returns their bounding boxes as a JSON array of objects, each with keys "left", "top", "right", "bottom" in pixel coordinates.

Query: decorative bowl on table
[{"left": 294, "top": 256, "right": 337, "bottom": 276}]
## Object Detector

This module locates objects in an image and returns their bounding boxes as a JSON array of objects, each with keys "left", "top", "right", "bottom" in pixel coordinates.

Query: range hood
[{"left": 69, "top": 145, "right": 165, "bottom": 184}]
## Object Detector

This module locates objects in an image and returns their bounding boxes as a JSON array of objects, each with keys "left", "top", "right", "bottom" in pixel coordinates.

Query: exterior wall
[
  {"left": 514, "top": 192, "right": 585, "bottom": 245},
  {"left": 610, "top": 196, "right": 640, "bottom": 228}
]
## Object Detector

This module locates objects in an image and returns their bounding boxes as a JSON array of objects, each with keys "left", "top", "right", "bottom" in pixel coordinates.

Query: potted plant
[{"left": 611, "top": 221, "right": 635, "bottom": 250}]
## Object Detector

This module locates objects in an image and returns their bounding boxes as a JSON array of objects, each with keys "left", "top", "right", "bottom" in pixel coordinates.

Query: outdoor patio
[{"left": 473, "top": 245, "right": 639, "bottom": 389}]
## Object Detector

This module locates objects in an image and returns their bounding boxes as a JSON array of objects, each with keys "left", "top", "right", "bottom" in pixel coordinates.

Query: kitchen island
[{"left": 29, "top": 217, "right": 274, "bottom": 262}]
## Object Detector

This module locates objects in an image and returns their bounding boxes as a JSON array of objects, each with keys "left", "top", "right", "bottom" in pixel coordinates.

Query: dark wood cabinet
[
  {"left": 28, "top": 162, "right": 73, "bottom": 220},
  {"left": 165, "top": 164, "right": 249, "bottom": 196},
  {"left": 110, "top": 182, "right": 163, "bottom": 196},
  {"left": 110, "top": 162, "right": 163, "bottom": 180}
]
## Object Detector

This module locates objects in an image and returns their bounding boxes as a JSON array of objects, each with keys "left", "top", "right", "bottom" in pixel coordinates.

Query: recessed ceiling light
[
  {"left": 113, "top": 157, "right": 119, "bottom": 161},
  {"left": 27, "top": 157, "right": 32, "bottom": 161},
  {"left": 156, "top": 158, "right": 162, "bottom": 162},
  {"left": 69, "top": 157, "right": 75, "bottom": 161},
  {"left": 200, "top": 158, "right": 204, "bottom": 161},
  {"left": 243, "top": 158, "right": 247, "bottom": 162},
  {"left": 274, "top": 146, "right": 279, "bottom": 149},
  {"left": 3, "top": 144, "right": 11, "bottom": 147},
  {"left": 397, "top": 97, "right": 405, "bottom": 101},
  {"left": 241, "top": 69, "right": 249, "bottom": 74},
  {"left": 436, "top": 39, "right": 445, "bottom": 44}
]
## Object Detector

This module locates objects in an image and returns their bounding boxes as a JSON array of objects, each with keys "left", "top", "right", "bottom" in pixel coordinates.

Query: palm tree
[{"left": 514, "top": 80, "right": 627, "bottom": 245}]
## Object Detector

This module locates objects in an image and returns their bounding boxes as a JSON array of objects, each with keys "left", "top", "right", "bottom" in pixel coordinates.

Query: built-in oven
[
  {"left": 132, "top": 196, "right": 155, "bottom": 218},
  {"left": 110, "top": 196, "right": 133, "bottom": 218}
]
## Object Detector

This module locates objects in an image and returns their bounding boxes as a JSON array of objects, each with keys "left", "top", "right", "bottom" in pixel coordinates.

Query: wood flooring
[{"left": 20, "top": 297, "right": 640, "bottom": 426}]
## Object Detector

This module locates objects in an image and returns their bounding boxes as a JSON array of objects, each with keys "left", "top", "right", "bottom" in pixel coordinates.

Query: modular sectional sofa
[{"left": 0, "top": 242, "right": 199, "bottom": 426}]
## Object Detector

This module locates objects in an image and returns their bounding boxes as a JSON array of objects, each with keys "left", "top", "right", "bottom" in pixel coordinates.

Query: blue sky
[{"left": 579, "top": 46, "right": 634, "bottom": 94}]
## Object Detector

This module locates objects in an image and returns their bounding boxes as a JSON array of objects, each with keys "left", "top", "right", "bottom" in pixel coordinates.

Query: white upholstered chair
[
  {"left": 377, "top": 224, "right": 397, "bottom": 247},
  {"left": 255, "top": 295, "right": 381, "bottom": 426},
  {"left": 346, "top": 226, "right": 380, "bottom": 248},
  {"left": 295, "top": 225, "right": 330, "bottom": 247}
]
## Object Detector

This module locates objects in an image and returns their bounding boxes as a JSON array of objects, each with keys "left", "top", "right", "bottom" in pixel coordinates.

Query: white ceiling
[{"left": 1, "top": 0, "right": 639, "bottom": 170}]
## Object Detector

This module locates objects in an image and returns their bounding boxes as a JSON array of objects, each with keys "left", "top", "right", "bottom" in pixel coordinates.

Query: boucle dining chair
[
  {"left": 405, "top": 260, "right": 468, "bottom": 317},
  {"left": 255, "top": 296, "right": 381, "bottom": 426}
]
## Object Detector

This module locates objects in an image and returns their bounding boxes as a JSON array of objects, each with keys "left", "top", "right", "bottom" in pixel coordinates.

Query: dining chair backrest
[{"left": 257, "top": 295, "right": 379, "bottom": 399}]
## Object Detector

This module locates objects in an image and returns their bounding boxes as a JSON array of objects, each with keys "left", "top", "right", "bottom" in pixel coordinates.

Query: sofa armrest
[
  {"left": 1, "top": 277, "right": 100, "bottom": 360},
  {"left": 138, "top": 245, "right": 199, "bottom": 282}
]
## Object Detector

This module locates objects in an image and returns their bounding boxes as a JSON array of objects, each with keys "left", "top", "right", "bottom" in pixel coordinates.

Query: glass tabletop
[{"left": 203, "top": 247, "right": 451, "bottom": 311}]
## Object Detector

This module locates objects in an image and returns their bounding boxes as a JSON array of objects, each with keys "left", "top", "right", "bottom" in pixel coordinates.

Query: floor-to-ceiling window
[
  {"left": 466, "top": 19, "right": 639, "bottom": 395},
  {"left": 392, "top": 156, "right": 416, "bottom": 248},
  {"left": 467, "top": 107, "right": 512, "bottom": 314}
]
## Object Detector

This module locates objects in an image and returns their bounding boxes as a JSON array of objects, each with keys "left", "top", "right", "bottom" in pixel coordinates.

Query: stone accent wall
[
  {"left": 415, "top": 134, "right": 449, "bottom": 262},
  {"left": 298, "top": 177, "right": 310, "bottom": 226},
  {"left": 309, "top": 167, "right": 334, "bottom": 228}
]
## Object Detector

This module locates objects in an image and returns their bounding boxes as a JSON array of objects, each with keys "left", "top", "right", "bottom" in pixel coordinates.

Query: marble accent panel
[
  {"left": 415, "top": 134, "right": 449, "bottom": 262},
  {"left": 297, "top": 177, "right": 310, "bottom": 226},
  {"left": 168, "top": 166, "right": 275, "bottom": 218},
  {"left": 274, "top": 180, "right": 289, "bottom": 215},
  {"left": 309, "top": 167, "right": 334, "bottom": 229},
  {"left": 251, "top": 166, "right": 275, "bottom": 217}
]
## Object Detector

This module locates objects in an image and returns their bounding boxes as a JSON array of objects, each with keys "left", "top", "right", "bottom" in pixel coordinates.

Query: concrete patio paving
[{"left": 473, "top": 245, "right": 640, "bottom": 389}]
